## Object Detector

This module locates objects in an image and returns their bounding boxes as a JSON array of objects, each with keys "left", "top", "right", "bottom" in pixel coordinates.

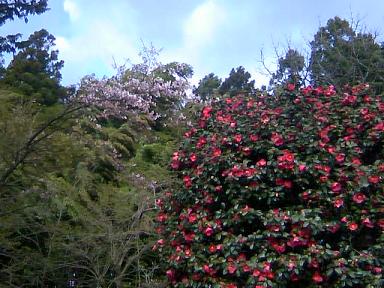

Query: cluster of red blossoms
[{"left": 155, "top": 83, "right": 384, "bottom": 287}]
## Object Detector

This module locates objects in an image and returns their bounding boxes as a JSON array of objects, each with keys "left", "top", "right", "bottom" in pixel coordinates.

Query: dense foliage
[
  {"left": 1, "top": 1, "right": 384, "bottom": 286},
  {"left": 156, "top": 83, "right": 384, "bottom": 287},
  {"left": 310, "top": 17, "right": 384, "bottom": 93}
]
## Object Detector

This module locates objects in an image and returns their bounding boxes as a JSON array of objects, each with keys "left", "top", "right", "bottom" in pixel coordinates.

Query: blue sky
[{"left": 1, "top": 0, "right": 384, "bottom": 87}]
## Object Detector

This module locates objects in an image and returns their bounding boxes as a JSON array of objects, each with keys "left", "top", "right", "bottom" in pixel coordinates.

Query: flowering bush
[
  {"left": 75, "top": 46, "right": 191, "bottom": 120},
  {"left": 155, "top": 83, "right": 384, "bottom": 287}
]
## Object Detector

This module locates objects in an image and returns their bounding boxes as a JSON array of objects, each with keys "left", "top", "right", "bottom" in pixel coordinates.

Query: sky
[{"left": 1, "top": 0, "right": 384, "bottom": 87}]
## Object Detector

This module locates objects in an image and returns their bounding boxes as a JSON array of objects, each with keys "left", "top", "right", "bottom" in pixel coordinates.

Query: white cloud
[
  {"left": 63, "top": 0, "right": 80, "bottom": 22},
  {"left": 57, "top": 19, "right": 140, "bottom": 84},
  {"left": 56, "top": 1, "right": 141, "bottom": 85},
  {"left": 183, "top": 0, "right": 226, "bottom": 52},
  {"left": 158, "top": 0, "right": 227, "bottom": 86},
  {"left": 55, "top": 36, "right": 70, "bottom": 52}
]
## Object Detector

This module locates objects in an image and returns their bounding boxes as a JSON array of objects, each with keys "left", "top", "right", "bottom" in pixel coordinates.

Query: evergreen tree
[
  {"left": 219, "top": 66, "right": 255, "bottom": 96},
  {"left": 1, "top": 29, "right": 66, "bottom": 105},
  {"left": 270, "top": 49, "right": 305, "bottom": 86},
  {"left": 193, "top": 73, "right": 221, "bottom": 102},
  {"left": 310, "top": 17, "right": 384, "bottom": 92}
]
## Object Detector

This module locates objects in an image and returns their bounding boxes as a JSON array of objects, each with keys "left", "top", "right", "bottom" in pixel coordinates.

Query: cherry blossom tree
[{"left": 75, "top": 46, "right": 192, "bottom": 120}]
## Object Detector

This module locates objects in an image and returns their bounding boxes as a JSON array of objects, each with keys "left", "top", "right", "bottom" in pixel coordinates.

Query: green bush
[{"left": 155, "top": 83, "right": 384, "bottom": 287}]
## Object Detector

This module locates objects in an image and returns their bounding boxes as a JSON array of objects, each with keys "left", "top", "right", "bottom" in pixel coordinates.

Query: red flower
[
  {"left": 183, "top": 231, "right": 195, "bottom": 242},
  {"left": 362, "top": 218, "right": 374, "bottom": 228},
  {"left": 212, "top": 147, "right": 222, "bottom": 157},
  {"left": 242, "top": 264, "right": 251, "bottom": 273},
  {"left": 208, "top": 244, "right": 217, "bottom": 253},
  {"left": 183, "top": 175, "right": 192, "bottom": 188},
  {"left": 271, "top": 133, "right": 284, "bottom": 146},
  {"left": 202, "top": 106, "right": 212, "bottom": 119},
  {"left": 373, "top": 267, "right": 382, "bottom": 274},
  {"left": 283, "top": 180, "right": 292, "bottom": 189},
  {"left": 352, "top": 157, "right": 362, "bottom": 165},
  {"left": 287, "top": 83, "right": 295, "bottom": 91},
  {"left": 250, "top": 134, "right": 259, "bottom": 142},
  {"left": 204, "top": 226, "right": 214, "bottom": 237},
  {"left": 330, "top": 182, "right": 342, "bottom": 193},
  {"left": 368, "top": 175, "right": 380, "bottom": 184},
  {"left": 335, "top": 153, "right": 345, "bottom": 163},
  {"left": 234, "top": 134, "right": 242, "bottom": 143},
  {"left": 227, "top": 263, "right": 237, "bottom": 274},
  {"left": 196, "top": 136, "right": 207, "bottom": 148},
  {"left": 312, "top": 272, "right": 323, "bottom": 283},
  {"left": 252, "top": 269, "right": 261, "bottom": 277},
  {"left": 298, "top": 164, "right": 306, "bottom": 172},
  {"left": 348, "top": 222, "right": 358, "bottom": 231},
  {"left": 242, "top": 147, "right": 252, "bottom": 156},
  {"left": 226, "top": 284, "right": 237, "bottom": 288},
  {"left": 156, "top": 212, "right": 167, "bottom": 222},
  {"left": 189, "top": 153, "right": 197, "bottom": 162},
  {"left": 155, "top": 198, "right": 163, "bottom": 207},
  {"left": 352, "top": 192, "right": 366, "bottom": 204},
  {"left": 184, "top": 248, "right": 192, "bottom": 257},
  {"left": 334, "top": 198, "right": 344, "bottom": 208},
  {"left": 188, "top": 213, "right": 197, "bottom": 223},
  {"left": 257, "top": 159, "right": 267, "bottom": 167},
  {"left": 170, "top": 160, "right": 180, "bottom": 170},
  {"left": 166, "top": 269, "right": 175, "bottom": 281}
]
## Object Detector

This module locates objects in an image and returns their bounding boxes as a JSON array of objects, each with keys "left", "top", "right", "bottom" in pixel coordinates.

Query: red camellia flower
[
  {"left": 183, "top": 175, "right": 192, "bottom": 188},
  {"left": 348, "top": 222, "right": 358, "bottom": 231},
  {"left": 287, "top": 83, "right": 295, "bottom": 91},
  {"left": 297, "top": 164, "right": 306, "bottom": 172},
  {"left": 257, "top": 159, "right": 267, "bottom": 167},
  {"left": 212, "top": 147, "right": 222, "bottom": 157},
  {"left": 190, "top": 153, "right": 197, "bottom": 162},
  {"left": 330, "top": 182, "right": 342, "bottom": 193},
  {"left": 196, "top": 136, "right": 207, "bottom": 148},
  {"left": 170, "top": 160, "right": 180, "bottom": 170},
  {"left": 183, "top": 231, "right": 195, "bottom": 242},
  {"left": 368, "top": 175, "right": 380, "bottom": 184},
  {"left": 362, "top": 218, "right": 374, "bottom": 228},
  {"left": 283, "top": 180, "right": 292, "bottom": 189},
  {"left": 242, "top": 264, "right": 251, "bottom": 273},
  {"left": 202, "top": 106, "right": 212, "bottom": 119},
  {"left": 204, "top": 226, "right": 214, "bottom": 237},
  {"left": 352, "top": 192, "right": 366, "bottom": 204},
  {"left": 188, "top": 213, "right": 197, "bottom": 223},
  {"left": 271, "top": 132, "right": 284, "bottom": 146},
  {"left": 249, "top": 134, "right": 259, "bottom": 142},
  {"left": 156, "top": 212, "right": 167, "bottom": 222},
  {"left": 166, "top": 269, "right": 176, "bottom": 281},
  {"left": 312, "top": 272, "right": 323, "bottom": 283},
  {"left": 234, "top": 134, "right": 242, "bottom": 143},
  {"left": 203, "top": 264, "right": 216, "bottom": 276},
  {"left": 241, "top": 147, "right": 251, "bottom": 156},
  {"left": 335, "top": 153, "right": 345, "bottom": 163},
  {"left": 334, "top": 198, "right": 344, "bottom": 208},
  {"left": 208, "top": 244, "right": 217, "bottom": 253},
  {"left": 227, "top": 263, "right": 237, "bottom": 274}
]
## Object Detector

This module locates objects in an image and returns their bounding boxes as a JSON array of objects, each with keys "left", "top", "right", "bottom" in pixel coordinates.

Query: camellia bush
[{"left": 154, "top": 83, "right": 384, "bottom": 287}]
